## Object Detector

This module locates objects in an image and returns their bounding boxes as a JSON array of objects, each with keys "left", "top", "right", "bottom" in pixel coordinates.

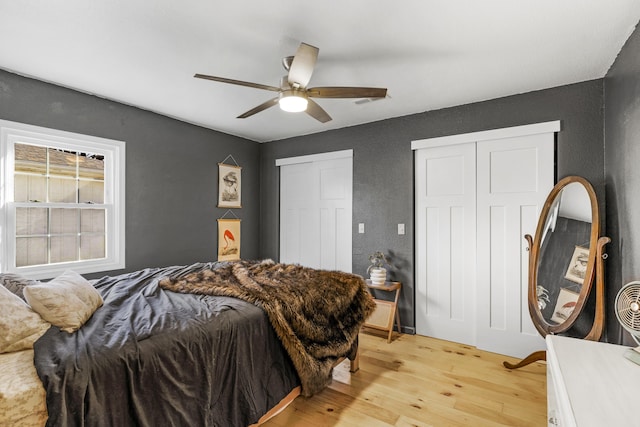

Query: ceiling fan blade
[
  {"left": 287, "top": 43, "right": 319, "bottom": 89},
  {"left": 237, "top": 97, "right": 280, "bottom": 119},
  {"left": 194, "top": 74, "right": 280, "bottom": 92},
  {"left": 305, "top": 99, "right": 332, "bottom": 123},
  {"left": 307, "top": 86, "right": 387, "bottom": 99}
]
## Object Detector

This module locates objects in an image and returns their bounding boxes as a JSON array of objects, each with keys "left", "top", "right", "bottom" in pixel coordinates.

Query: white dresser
[{"left": 546, "top": 335, "right": 640, "bottom": 426}]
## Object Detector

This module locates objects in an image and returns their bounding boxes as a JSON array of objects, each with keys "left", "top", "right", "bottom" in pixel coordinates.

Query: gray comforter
[{"left": 33, "top": 262, "right": 299, "bottom": 427}]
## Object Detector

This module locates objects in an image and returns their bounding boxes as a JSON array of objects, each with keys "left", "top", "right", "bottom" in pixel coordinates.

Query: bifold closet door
[
  {"left": 415, "top": 130, "right": 554, "bottom": 358},
  {"left": 279, "top": 154, "right": 352, "bottom": 272},
  {"left": 475, "top": 134, "right": 552, "bottom": 358},
  {"left": 415, "top": 142, "right": 477, "bottom": 346}
]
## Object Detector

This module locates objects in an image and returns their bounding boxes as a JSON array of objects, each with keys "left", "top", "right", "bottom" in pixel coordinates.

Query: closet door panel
[
  {"left": 476, "top": 134, "right": 553, "bottom": 358},
  {"left": 280, "top": 162, "right": 320, "bottom": 267},
  {"left": 415, "top": 143, "right": 477, "bottom": 346},
  {"left": 279, "top": 153, "right": 353, "bottom": 272}
]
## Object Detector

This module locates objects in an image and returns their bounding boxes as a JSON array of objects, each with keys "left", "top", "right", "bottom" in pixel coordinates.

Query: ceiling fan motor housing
[{"left": 282, "top": 56, "right": 294, "bottom": 71}]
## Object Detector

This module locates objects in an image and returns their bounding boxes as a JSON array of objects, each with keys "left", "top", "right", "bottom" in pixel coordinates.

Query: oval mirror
[{"left": 528, "top": 176, "right": 600, "bottom": 336}]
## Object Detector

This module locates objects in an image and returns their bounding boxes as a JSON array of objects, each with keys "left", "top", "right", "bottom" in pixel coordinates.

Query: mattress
[
  {"left": 0, "top": 349, "right": 47, "bottom": 427},
  {"left": 0, "top": 348, "right": 303, "bottom": 427},
  {"left": 34, "top": 263, "right": 301, "bottom": 427}
]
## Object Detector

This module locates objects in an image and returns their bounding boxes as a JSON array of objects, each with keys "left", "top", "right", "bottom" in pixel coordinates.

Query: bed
[{"left": 0, "top": 260, "right": 374, "bottom": 427}]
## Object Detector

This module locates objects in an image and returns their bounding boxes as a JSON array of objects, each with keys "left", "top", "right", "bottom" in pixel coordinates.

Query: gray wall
[
  {"left": 1, "top": 67, "right": 609, "bottom": 336},
  {"left": 604, "top": 23, "right": 640, "bottom": 345},
  {"left": 260, "top": 80, "right": 604, "bottom": 332},
  {"left": 0, "top": 69, "right": 260, "bottom": 278}
]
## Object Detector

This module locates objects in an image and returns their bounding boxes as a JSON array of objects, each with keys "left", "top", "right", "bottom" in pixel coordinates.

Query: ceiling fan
[{"left": 194, "top": 42, "right": 387, "bottom": 123}]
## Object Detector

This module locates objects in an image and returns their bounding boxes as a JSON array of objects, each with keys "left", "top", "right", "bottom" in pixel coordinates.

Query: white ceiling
[{"left": 1, "top": 1, "right": 639, "bottom": 142}]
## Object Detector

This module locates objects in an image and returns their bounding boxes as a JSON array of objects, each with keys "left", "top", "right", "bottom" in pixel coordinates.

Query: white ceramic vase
[{"left": 369, "top": 267, "right": 387, "bottom": 285}]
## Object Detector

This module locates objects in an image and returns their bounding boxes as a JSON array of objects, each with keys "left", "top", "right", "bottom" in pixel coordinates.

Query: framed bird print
[
  {"left": 218, "top": 163, "right": 241, "bottom": 208},
  {"left": 564, "top": 245, "right": 589, "bottom": 284},
  {"left": 217, "top": 218, "right": 241, "bottom": 261},
  {"left": 551, "top": 287, "right": 579, "bottom": 324}
]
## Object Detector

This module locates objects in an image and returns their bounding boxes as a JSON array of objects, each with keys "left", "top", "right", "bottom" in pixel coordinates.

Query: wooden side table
[{"left": 363, "top": 280, "right": 402, "bottom": 343}]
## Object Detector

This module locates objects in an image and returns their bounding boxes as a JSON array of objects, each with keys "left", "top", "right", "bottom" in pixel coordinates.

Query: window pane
[
  {"left": 16, "top": 237, "right": 47, "bottom": 267},
  {"left": 81, "top": 209, "right": 105, "bottom": 233},
  {"left": 49, "top": 177, "right": 77, "bottom": 203},
  {"left": 15, "top": 144, "right": 46, "bottom": 174},
  {"left": 80, "top": 234, "right": 105, "bottom": 260},
  {"left": 51, "top": 208, "right": 79, "bottom": 234},
  {"left": 48, "top": 149, "right": 76, "bottom": 177},
  {"left": 51, "top": 236, "right": 78, "bottom": 263},
  {"left": 79, "top": 180, "right": 104, "bottom": 204},
  {"left": 78, "top": 155, "right": 104, "bottom": 180},
  {"left": 3, "top": 120, "right": 124, "bottom": 276},
  {"left": 16, "top": 207, "right": 47, "bottom": 235},
  {"left": 14, "top": 174, "right": 46, "bottom": 202}
]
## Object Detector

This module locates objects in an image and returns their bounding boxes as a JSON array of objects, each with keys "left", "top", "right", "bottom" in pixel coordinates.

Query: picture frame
[
  {"left": 217, "top": 163, "right": 241, "bottom": 208},
  {"left": 217, "top": 218, "right": 241, "bottom": 261},
  {"left": 551, "top": 287, "right": 580, "bottom": 323},
  {"left": 564, "top": 245, "right": 590, "bottom": 284}
]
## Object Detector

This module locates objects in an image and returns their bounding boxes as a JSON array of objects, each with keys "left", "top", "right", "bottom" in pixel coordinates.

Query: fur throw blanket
[{"left": 159, "top": 260, "right": 376, "bottom": 396}]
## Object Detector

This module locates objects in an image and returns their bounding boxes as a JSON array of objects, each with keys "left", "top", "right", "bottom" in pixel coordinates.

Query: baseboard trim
[{"left": 401, "top": 326, "right": 416, "bottom": 335}]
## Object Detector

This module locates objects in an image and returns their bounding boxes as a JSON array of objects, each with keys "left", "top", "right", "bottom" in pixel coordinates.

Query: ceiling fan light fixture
[{"left": 279, "top": 89, "right": 308, "bottom": 113}]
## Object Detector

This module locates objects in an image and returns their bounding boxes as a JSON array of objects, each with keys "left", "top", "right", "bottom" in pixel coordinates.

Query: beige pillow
[
  {"left": 24, "top": 270, "right": 103, "bottom": 333},
  {"left": 0, "top": 285, "right": 50, "bottom": 353}
]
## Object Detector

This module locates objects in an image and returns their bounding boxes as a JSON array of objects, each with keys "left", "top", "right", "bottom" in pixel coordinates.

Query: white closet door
[
  {"left": 414, "top": 122, "right": 557, "bottom": 358},
  {"left": 475, "top": 134, "right": 553, "bottom": 358},
  {"left": 279, "top": 153, "right": 352, "bottom": 272},
  {"left": 415, "top": 143, "right": 477, "bottom": 345},
  {"left": 280, "top": 161, "right": 320, "bottom": 268}
]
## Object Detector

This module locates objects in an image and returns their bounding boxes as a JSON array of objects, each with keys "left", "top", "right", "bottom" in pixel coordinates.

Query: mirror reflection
[
  {"left": 536, "top": 182, "right": 593, "bottom": 326},
  {"left": 506, "top": 176, "right": 609, "bottom": 370}
]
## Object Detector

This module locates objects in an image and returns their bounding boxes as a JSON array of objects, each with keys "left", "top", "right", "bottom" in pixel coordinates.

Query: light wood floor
[{"left": 264, "top": 330, "right": 547, "bottom": 427}]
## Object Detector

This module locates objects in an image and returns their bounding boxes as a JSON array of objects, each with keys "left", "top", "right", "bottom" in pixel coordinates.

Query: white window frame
[{"left": 0, "top": 120, "right": 125, "bottom": 279}]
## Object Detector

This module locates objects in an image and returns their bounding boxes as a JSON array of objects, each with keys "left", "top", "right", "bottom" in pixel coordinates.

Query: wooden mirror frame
[
  {"left": 505, "top": 176, "right": 610, "bottom": 369},
  {"left": 526, "top": 176, "right": 600, "bottom": 336}
]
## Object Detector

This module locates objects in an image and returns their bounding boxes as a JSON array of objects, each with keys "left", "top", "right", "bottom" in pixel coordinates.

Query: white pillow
[
  {"left": 23, "top": 270, "right": 103, "bottom": 333},
  {"left": 0, "top": 285, "right": 50, "bottom": 353}
]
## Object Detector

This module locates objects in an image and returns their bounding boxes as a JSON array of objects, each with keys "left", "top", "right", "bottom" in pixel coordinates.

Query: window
[{"left": 0, "top": 120, "right": 125, "bottom": 279}]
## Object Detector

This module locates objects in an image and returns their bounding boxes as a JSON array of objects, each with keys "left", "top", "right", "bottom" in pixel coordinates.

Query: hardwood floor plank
[
  {"left": 263, "top": 333, "right": 546, "bottom": 426},
  {"left": 395, "top": 415, "right": 436, "bottom": 427}
]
